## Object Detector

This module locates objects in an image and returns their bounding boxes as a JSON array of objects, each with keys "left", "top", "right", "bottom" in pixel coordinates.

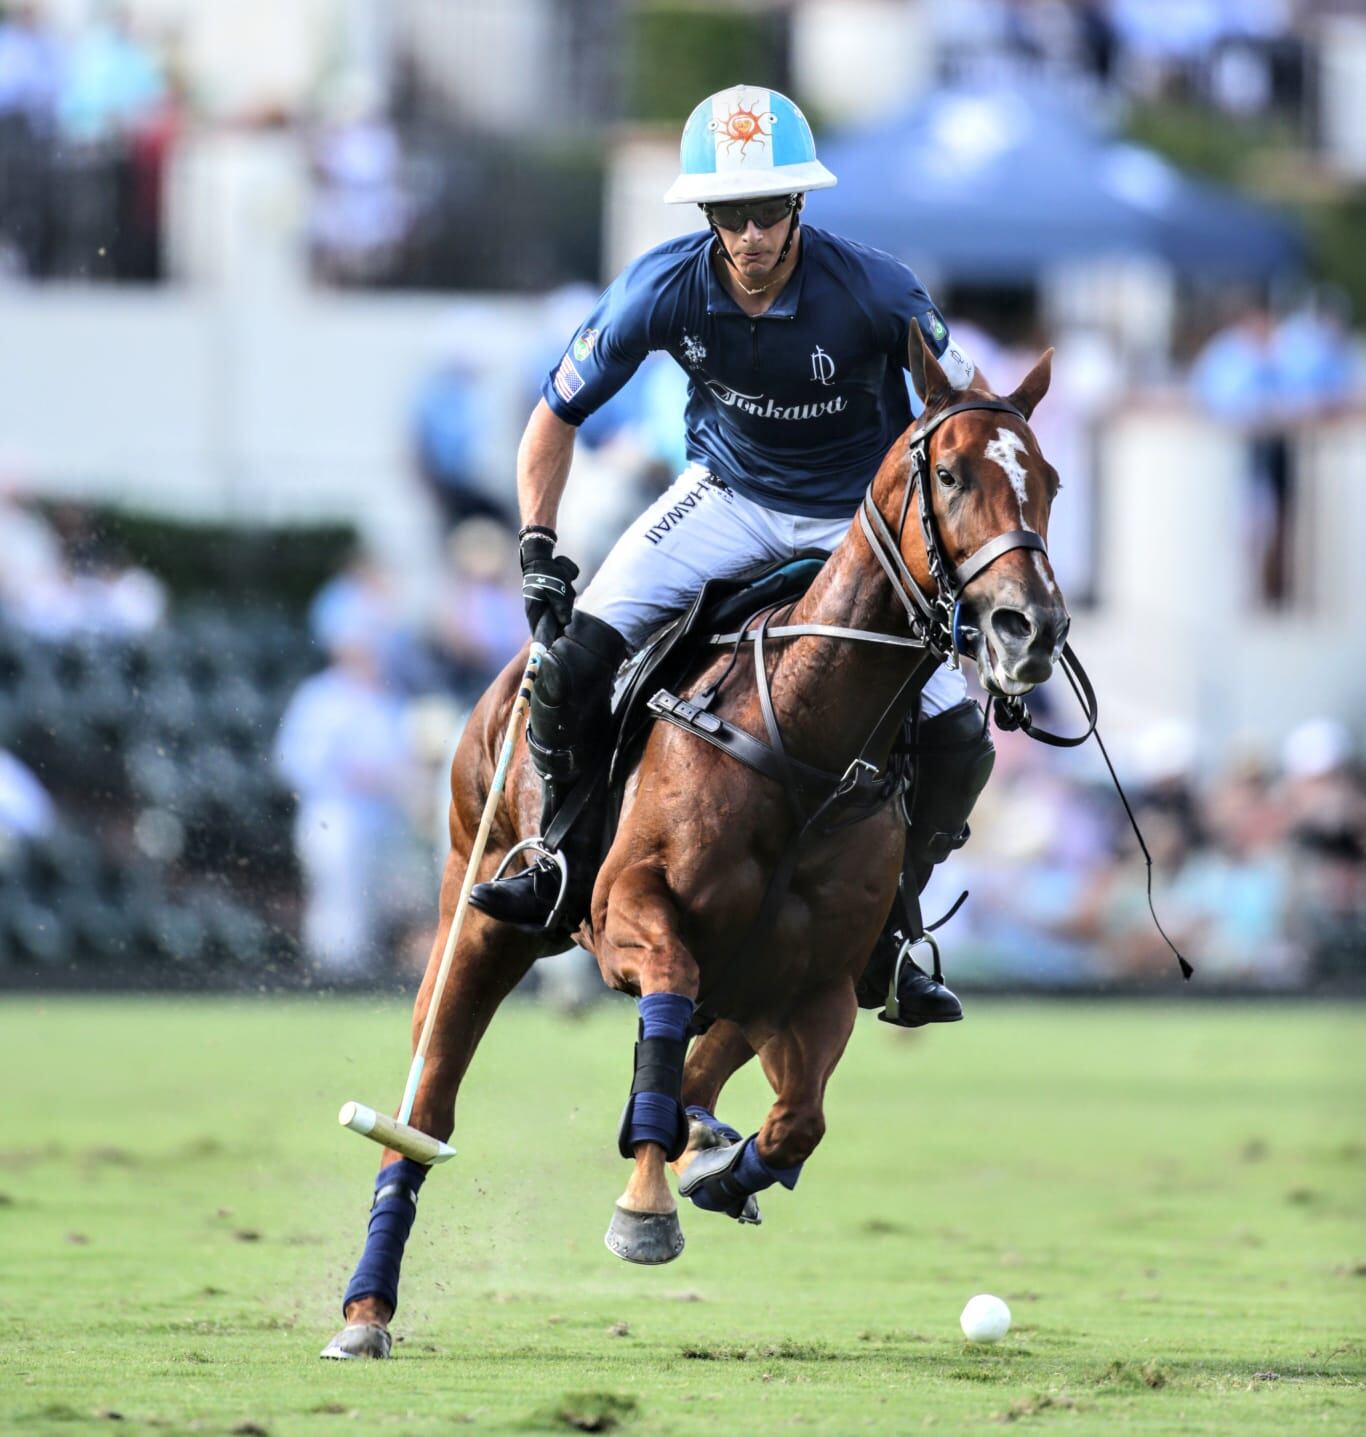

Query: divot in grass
[
  {"left": 541, "top": 1391, "right": 639, "bottom": 1432},
  {"left": 992, "top": 1392, "right": 1077, "bottom": 1423}
]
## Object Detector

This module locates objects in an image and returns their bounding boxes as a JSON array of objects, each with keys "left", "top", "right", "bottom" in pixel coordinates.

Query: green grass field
[{"left": 1, "top": 997, "right": 1362, "bottom": 1436}]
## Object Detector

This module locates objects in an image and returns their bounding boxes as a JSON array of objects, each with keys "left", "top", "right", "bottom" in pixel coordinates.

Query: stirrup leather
[
  {"left": 879, "top": 931, "right": 943, "bottom": 1026},
  {"left": 488, "top": 838, "right": 571, "bottom": 931}
]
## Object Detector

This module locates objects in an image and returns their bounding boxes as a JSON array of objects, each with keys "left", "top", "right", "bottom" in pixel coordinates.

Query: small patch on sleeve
[
  {"left": 552, "top": 354, "right": 585, "bottom": 403},
  {"left": 923, "top": 309, "right": 949, "bottom": 347}
]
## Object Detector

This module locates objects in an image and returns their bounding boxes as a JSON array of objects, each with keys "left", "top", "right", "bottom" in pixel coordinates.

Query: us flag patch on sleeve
[{"left": 553, "top": 354, "right": 585, "bottom": 403}]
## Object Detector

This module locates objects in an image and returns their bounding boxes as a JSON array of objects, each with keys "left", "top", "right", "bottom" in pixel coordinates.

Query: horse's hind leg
[
  {"left": 598, "top": 863, "right": 700, "bottom": 1265},
  {"left": 672, "top": 1019, "right": 754, "bottom": 1164},
  {"left": 322, "top": 847, "right": 540, "bottom": 1358},
  {"left": 677, "top": 1019, "right": 757, "bottom": 1159},
  {"left": 678, "top": 983, "right": 857, "bottom": 1219}
]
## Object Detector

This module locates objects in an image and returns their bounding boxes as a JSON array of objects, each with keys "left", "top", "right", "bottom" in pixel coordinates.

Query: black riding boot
[
  {"left": 469, "top": 613, "right": 627, "bottom": 932},
  {"left": 857, "top": 699, "right": 996, "bottom": 1027}
]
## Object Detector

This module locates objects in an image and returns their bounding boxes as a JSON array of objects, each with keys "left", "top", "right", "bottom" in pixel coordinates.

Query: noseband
[{"left": 858, "top": 399, "right": 1047, "bottom": 665}]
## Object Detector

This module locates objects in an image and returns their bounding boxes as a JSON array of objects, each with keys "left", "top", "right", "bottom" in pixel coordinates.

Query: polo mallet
[{"left": 338, "top": 642, "right": 547, "bottom": 1165}]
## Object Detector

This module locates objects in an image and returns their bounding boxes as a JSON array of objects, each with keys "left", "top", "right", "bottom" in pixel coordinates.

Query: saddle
[
  {"left": 535, "top": 552, "right": 832, "bottom": 896},
  {"left": 607, "top": 550, "right": 831, "bottom": 790}
]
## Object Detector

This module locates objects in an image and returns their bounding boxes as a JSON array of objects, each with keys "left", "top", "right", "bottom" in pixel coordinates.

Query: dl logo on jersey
[{"left": 809, "top": 346, "right": 836, "bottom": 386}]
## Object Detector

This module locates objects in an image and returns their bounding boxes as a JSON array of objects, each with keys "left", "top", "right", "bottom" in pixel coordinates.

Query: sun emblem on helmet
[{"left": 710, "top": 100, "right": 776, "bottom": 156}]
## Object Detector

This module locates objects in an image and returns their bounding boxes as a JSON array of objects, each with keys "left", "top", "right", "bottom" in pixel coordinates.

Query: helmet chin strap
[{"left": 707, "top": 199, "right": 802, "bottom": 297}]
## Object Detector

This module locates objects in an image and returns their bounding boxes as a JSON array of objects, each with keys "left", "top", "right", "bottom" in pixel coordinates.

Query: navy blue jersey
[{"left": 542, "top": 225, "right": 960, "bottom": 518}]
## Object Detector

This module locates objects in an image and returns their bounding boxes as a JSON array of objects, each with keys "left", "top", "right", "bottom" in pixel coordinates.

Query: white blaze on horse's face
[{"left": 983, "top": 428, "right": 1034, "bottom": 532}]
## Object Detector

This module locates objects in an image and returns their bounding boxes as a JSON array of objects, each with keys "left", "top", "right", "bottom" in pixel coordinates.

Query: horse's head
[{"left": 900, "top": 325, "right": 1069, "bottom": 697}]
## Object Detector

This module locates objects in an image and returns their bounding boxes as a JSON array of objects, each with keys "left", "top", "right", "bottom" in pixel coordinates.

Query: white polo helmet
[{"left": 663, "top": 84, "right": 837, "bottom": 205}]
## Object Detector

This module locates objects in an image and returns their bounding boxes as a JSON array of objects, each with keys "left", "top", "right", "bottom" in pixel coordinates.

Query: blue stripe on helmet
[
  {"left": 680, "top": 99, "right": 718, "bottom": 175},
  {"left": 769, "top": 93, "right": 816, "bottom": 169}
]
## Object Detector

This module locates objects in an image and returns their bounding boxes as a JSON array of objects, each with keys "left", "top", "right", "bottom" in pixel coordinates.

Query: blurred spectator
[
  {"left": 0, "top": 494, "right": 165, "bottom": 636},
  {"left": 1278, "top": 717, "right": 1364, "bottom": 980},
  {"left": 0, "top": 1, "right": 59, "bottom": 274},
  {"left": 275, "top": 597, "right": 421, "bottom": 979},
  {"left": 309, "top": 550, "right": 435, "bottom": 695},
  {"left": 0, "top": 745, "right": 54, "bottom": 839},
  {"left": 1192, "top": 293, "right": 1359, "bottom": 606},
  {"left": 1273, "top": 290, "right": 1357, "bottom": 419},
  {"left": 57, "top": 4, "right": 164, "bottom": 145},
  {"left": 411, "top": 344, "right": 507, "bottom": 530},
  {"left": 1191, "top": 300, "right": 1290, "bottom": 603},
  {"left": 308, "top": 73, "right": 409, "bottom": 286},
  {"left": 429, "top": 517, "right": 523, "bottom": 699},
  {"left": 0, "top": 3, "right": 59, "bottom": 133}
]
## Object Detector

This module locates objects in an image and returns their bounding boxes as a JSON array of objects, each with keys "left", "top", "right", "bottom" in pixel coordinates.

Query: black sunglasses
[{"left": 703, "top": 195, "right": 798, "bottom": 233}]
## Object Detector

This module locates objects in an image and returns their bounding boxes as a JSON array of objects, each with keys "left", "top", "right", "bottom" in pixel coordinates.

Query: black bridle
[
  {"left": 859, "top": 398, "right": 1045, "bottom": 669},
  {"left": 860, "top": 397, "right": 1105, "bottom": 749}
]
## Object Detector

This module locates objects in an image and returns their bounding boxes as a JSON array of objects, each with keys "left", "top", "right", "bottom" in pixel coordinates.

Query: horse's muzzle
[{"left": 975, "top": 604, "right": 1069, "bottom": 695}]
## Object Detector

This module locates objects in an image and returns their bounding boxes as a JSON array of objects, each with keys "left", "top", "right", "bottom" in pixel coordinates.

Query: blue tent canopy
[{"left": 810, "top": 90, "right": 1302, "bottom": 282}]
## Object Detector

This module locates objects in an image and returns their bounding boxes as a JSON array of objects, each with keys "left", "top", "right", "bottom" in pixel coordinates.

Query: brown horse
[{"left": 324, "top": 332, "right": 1068, "bottom": 1358}]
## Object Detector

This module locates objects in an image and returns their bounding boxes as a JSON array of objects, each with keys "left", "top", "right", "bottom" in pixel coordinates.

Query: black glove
[{"left": 519, "top": 525, "right": 579, "bottom": 645}]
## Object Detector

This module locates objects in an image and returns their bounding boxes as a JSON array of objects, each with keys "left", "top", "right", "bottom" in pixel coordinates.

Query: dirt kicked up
[{"left": 1, "top": 995, "right": 1361, "bottom": 1436}]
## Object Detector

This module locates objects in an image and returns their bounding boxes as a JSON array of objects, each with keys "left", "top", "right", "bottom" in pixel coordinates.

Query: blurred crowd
[
  {"left": 941, "top": 0, "right": 1309, "bottom": 117},
  {"left": 0, "top": 0, "right": 1339, "bottom": 289},
  {"left": 924, "top": 710, "right": 1364, "bottom": 989},
  {"left": 0, "top": 1, "right": 174, "bottom": 279}
]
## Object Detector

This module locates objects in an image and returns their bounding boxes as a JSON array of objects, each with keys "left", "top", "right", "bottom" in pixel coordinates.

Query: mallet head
[{"left": 338, "top": 1102, "right": 456, "bottom": 1165}]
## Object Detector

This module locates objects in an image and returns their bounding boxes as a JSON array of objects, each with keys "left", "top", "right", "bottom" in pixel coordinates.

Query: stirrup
[
  {"left": 488, "top": 838, "right": 571, "bottom": 931},
  {"left": 879, "top": 931, "right": 942, "bottom": 1027}
]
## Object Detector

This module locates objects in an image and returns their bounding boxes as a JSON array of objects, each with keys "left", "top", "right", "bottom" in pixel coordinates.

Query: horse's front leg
[
  {"left": 678, "top": 982, "right": 857, "bottom": 1221},
  {"left": 322, "top": 845, "right": 541, "bottom": 1357},
  {"left": 597, "top": 862, "right": 700, "bottom": 1265}
]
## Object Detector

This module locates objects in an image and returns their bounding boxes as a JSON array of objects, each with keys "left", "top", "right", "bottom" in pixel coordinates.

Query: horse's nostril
[{"left": 990, "top": 607, "right": 1034, "bottom": 648}]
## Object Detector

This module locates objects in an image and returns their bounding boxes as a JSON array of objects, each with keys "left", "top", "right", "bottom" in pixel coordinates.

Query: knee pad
[
  {"left": 906, "top": 700, "right": 996, "bottom": 873},
  {"left": 528, "top": 614, "right": 628, "bottom": 783}
]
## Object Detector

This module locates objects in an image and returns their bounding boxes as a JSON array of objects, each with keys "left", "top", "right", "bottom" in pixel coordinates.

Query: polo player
[{"left": 470, "top": 84, "right": 997, "bottom": 1026}]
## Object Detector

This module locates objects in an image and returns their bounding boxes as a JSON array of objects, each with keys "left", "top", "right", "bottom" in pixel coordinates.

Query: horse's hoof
[
  {"left": 319, "top": 1322, "right": 392, "bottom": 1360},
  {"left": 604, "top": 1204, "right": 685, "bottom": 1265}
]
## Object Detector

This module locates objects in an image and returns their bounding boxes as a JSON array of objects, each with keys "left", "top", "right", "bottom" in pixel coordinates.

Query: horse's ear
[
  {"left": 908, "top": 318, "right": 953, "bottom": 414},
  {"left": 1007, "top": 348, "right": 1054, "bottom": 420}
]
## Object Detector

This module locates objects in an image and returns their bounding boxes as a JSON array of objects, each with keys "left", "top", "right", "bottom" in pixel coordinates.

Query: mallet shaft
[{"left": 397, "top": 644, "right": 545, "bottom": 1125}]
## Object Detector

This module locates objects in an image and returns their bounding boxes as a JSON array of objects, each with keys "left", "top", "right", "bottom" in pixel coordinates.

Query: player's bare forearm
[{"left": 517, "top": 400, "right": 577, "bottom": 531}]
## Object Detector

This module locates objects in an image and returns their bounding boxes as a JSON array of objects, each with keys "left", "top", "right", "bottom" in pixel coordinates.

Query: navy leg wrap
[
  {"left": 736, "top": 1136, "right": 802, "bottom": 1192},
  {"left": 639, "top": 991, "right": 692, "bottom": 1041},
  {"left": 685, "top": 1135, "right": 802, "bottom": 1215},
  {"left": 341, "top": 1158, "right": 429, "bottom": 1316},
  {"left": 617, "top": 994, "right": 693, "bottom": 1162}
]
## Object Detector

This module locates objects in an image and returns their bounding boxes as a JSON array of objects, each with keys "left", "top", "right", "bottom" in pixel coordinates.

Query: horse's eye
[{"left": 936, "top": 466, "right": 958, "bottom": 489}]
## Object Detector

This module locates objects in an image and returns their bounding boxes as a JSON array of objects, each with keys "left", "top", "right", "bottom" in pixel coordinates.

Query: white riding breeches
[{"left": 577, "top": 464, "right": 969, "bottom": 717}]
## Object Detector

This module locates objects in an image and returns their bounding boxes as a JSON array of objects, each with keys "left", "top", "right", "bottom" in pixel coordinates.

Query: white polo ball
[{"left": 960, "top": 1293, "right": 1011, "bottom": 1343}]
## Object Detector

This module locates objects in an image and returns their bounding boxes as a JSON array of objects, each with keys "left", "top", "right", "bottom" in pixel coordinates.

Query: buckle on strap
[
  {"left": 648, "top": 688, "right": 722, "bottom": 734},
  {"left": 837, "top": 758, "right": 881, "bottom": 797}
]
